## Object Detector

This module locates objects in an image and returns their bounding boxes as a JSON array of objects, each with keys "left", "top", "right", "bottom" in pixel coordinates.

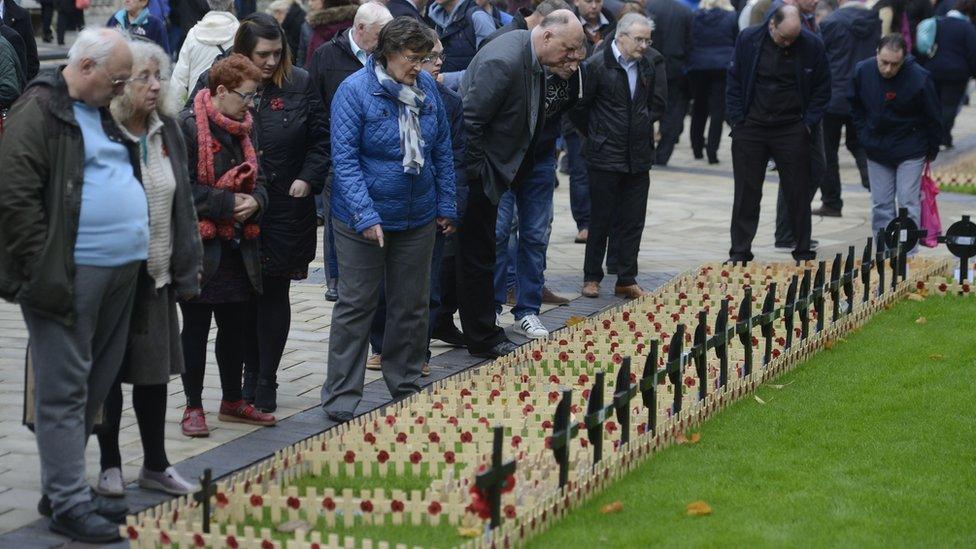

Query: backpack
[{"left": 916, "top": 17, "right": 938, "bottom": 57}]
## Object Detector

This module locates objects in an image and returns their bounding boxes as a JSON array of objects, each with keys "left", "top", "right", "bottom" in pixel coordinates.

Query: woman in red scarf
[{"left": 177, "top": 54, "right": 274, "bottom": 436}]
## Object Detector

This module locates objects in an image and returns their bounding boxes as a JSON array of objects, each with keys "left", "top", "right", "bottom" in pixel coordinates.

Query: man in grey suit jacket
[{"left": 457, "top": 11, "right": 584, "bottom": 358}]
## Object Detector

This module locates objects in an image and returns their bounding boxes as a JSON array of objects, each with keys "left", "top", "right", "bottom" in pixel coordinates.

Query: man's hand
[
  {"left": 436, "top": 217, "right": 455, "bottom": 236},
  {"left": 362, "top": 224, "right": 384, "bottom": 247},
  {"left": 289, "top": 179, "right": 311, "bottom": 197},
  {"left": 234, "top": 194, "right": 259, "bottom": 222}
]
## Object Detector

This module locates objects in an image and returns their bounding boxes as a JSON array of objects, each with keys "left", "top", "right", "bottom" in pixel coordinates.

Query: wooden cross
[
  {"left": 193, "top": 468, "right": 217, "bottom": 534},
  {"left": 475, "top": 426, "right": 516, "bottom": 529},
  {"left": 583, "top": 371, "right": 609, "bottom": 464},
  {"left": 612, "top": 358, "right": 638, "bottom": 445},
  {"left": 549, "top": 389, "right": 580, "bottom": 489},
  {"left": 784, "top": 276, "right": 798, "bottom": 350},
  {"left": 758, "top": 283, "right": 779, "bottom": 368},
  {"left": 638, "top": 341, "right": 661, "bottom": 435},
  {"left": 735, "top": 288, "right": 754, "bottom": 376}
]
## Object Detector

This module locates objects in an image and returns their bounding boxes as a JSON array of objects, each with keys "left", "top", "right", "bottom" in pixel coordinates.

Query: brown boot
[
  {"left": 542, "top": 286, "right": 570, "bottom": 304},
  {"left": 614, "top": 284, "right": 645, "bottom": 299},
  {"left": 582, "top": 281, "right": 600, "bottom": 298},
  {"left": 366, "top": 353, "right": 382, "bottom": 371}
]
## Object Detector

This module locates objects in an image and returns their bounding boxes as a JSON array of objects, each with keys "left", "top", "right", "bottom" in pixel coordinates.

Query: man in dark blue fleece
[{"left": 850, "top": 34, "right": 942, "bottom": 243}]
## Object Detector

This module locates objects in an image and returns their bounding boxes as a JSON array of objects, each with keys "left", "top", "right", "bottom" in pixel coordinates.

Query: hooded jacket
[
  {"left": 850, "top": 56, "right": 942, "bottom": 167},
  {"left": 107, "top": 8, "right": 171, "bottom": 53},
  {"left": 687, "top": 7, "right": 738, "bottom": 72},
  {"left": 922, "top": 13, "right": 976, "bottom": 83},
  {"left": 170, "top": 11, "right": 240, "bottom": 107},
  {"left": 820, "top": 3, "right": 881, "bottom": 115},
  {"left": 302, "top": 3, "right": 357, "bottom": 66}
]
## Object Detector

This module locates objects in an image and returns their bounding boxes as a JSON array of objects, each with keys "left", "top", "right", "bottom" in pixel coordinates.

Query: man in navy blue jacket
[
  {"left": 726, "top": 5, "right": 830, "bottom": 262},
  {"left": 850, "top": 34, "right": 941, "bottom": 242}
]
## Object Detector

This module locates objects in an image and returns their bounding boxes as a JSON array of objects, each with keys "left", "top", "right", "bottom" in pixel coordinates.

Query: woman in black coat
[{"left": 232, "top": 14, "right": 330, "bottom": 412}]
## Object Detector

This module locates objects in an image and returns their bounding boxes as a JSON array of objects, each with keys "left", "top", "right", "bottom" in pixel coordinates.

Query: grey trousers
[
  {"left": 321, "top": 221, "right": 435, "bottom": 415},
  {"left": 22, "top": 262, "right": 140, "bottom": 516},
  {"left": 867, "top": 156, "right": 925, "bottom": 236}
]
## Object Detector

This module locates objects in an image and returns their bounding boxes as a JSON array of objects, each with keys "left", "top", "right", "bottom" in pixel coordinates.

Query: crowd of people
[{"left": 0, "top": 0, "right": 973, "bottom": 542}]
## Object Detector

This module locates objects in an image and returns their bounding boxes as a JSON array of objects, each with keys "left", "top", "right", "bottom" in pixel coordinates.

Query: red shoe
[
  {"left": 181, "top": 407, "right": 210, "bottom": 437},
  {"left": 218, "top": 400, "right": 276, "bottom": 426}
]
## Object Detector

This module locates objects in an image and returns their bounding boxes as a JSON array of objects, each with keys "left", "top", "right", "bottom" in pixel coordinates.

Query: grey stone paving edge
[{"left": 0, "top": 272, "right": 677, "bottom": 548}]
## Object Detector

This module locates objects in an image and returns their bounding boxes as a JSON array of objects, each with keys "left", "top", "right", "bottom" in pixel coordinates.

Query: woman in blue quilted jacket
[{"left": 321, "top": 16, "right": 457, "bottom": 423}]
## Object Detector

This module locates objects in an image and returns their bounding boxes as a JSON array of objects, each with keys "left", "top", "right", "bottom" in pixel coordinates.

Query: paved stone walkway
[{"left": 1, "top": 105, "right": 973, "bottom": 539}]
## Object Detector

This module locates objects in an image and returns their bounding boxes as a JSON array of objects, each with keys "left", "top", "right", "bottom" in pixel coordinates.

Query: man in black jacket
[
  {"left": 308, "top": 1, "right": 392, "bottom": 301},
  {"left": 572, "top": 13, "right": 666, "bottom": 299},
  {"left": 645, "top": 0, "right": 691, "bottom": 166},
  {"left": 819, "top": 0, "right": 879, "bottom": 206},
  {"left": 1, "top": 0, "right": 37, "bottom": 80},
  {"left": 726, "top": 5, "right": 830, "bottom": 262}
]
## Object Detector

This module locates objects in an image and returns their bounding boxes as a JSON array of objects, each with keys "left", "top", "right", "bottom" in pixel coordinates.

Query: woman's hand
[
  {"left": 436, "top": 217, "right": 455, "bottom": 236},
  {"left": 362, "top": 224, "right": 385, "bottom": 247},
  {"left": 234, "top": 193, "right": 260, "bottom": 222},
  {"left": 289, "top": 179, "right": 311, "bottom": 198}
]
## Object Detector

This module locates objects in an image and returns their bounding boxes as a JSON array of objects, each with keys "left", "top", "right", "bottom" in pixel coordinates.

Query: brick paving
[{"left": 0, "top": 105, "right": 974, "bottom": 543}]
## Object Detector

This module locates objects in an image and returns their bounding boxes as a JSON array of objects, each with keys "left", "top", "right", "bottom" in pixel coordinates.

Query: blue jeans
[
  {"left": 493, "top": 155, "right": 556, "bottom": 320},
  {"left": 370, "top": 231, "right": 445, "bottom": 360},
  {"left": 565, "top": 132, "right": 590, "bottom": 231}
]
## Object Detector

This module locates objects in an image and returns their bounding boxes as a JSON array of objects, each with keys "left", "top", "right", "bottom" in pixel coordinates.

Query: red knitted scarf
[{"left": 192, "top": 88, "right": 261, "bottom": 240}]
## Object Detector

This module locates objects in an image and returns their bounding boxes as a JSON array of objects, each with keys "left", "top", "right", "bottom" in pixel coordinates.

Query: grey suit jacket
[{"left": 460, "top": 30, "right": 544, "bottom": 204}]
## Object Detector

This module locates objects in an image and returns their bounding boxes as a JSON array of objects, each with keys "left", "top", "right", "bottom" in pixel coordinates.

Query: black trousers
[
  {"left": 243, "top": 275, "right": 292, "bottom": 382},
  {"left": 654, "top": 76, "right": 689, "bottom": 166},
  {"left": 96, "top": 380, "right": 169, "bottom": 472},
  {"left": 774, "top": 120, "right": 824, "bottom": 245},
  {"left": 456, "top": 183, "right": 508, "bottom": 353},
  {"left": 56, "top": 6, "right": 84, "bottom": 44},
  {"left": 731, "top": 120, "right": 813, "bottom": 261},
  {"left": 934, "top": 79, "right": 968, "bottom": 147},
  {"left": 584, "top": 169, "right": 650, "bottom": 287},
  {"left": 180, "top": 301, "right": 248, "bottom": 407},
  {"left": 39, "top": 0, "right": 54, "bottom": 39},
  {"left": 435, "top": 248, "right": 459, "bottom": 328},
  {"left": 688, "top": 69, "right": 727, "bottom": 160},
  {"left": 823, "top": 112, "right": 869, "bottom": 197}
]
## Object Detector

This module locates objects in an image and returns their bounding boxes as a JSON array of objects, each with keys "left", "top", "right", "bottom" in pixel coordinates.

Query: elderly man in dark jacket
[
  {"left": 573, "top": 12, "right": 666, "bottom": 299},
  {"left": 726, "top": 5, "right": 830, "bottom": 262},
  {"left": 645, "top": 0, "right": 692, "bottom": 166},
  {"left": 1, "top": 0, "right": 37, "bottom": 79},
  {"left": 819, "top": 0, "right": 879, "bottom": 204},
  {"left": 0, "top": 29, "right": 137, "bottom": 544},
  {"left": 459, "top": 11, "right": 584, "bottom": 356},
  {"left": 851, "top": 34, "right": 941, "bottom": 240}
]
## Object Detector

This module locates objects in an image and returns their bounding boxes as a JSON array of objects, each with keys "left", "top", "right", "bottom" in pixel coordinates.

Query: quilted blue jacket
[{"left": 330, "top": 57, "right": 457, "bottom": 233}]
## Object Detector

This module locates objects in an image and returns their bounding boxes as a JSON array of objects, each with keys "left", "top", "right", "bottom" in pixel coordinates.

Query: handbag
[{"left": 920, "top": 161, "right": 942, "bottom": 247}]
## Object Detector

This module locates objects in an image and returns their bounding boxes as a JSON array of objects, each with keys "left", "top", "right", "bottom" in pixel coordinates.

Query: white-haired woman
[
  {"left": 686, "top": 0, "right": 737, "bottom": 164},
  {"left": 93, "top": 39, "right": 204, "bottom": 497}
]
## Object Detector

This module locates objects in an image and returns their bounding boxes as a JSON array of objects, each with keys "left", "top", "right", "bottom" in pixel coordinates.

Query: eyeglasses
[
  {"left": 128, "top": 73, "right": 169, "bottom": 85},
  {"left": 623, "top": 34, "right": 652, "bottom": 46},
  {"left": 230, "top": 89, "right": 259, "bottom": 103},
  {"left": 401, "top": 53, "right": 439, "bottom": 65},
  {"left": 100, "top": 67, "right": 131, "bottom": 88}
]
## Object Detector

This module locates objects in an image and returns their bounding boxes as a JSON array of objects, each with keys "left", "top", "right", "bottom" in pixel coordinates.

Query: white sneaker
[
  {"left": 94, "top": 467, "right": 125, "bottom": 498},
  {"left": 138, "top": 466, "right": 197, "bottom": 495},
  {"left": 515, "top": 314, "right": 549, "bottom": 339}
]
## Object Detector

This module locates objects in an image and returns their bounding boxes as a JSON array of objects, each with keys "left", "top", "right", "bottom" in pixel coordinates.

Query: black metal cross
[
  {"left": 639, "top": 341, "right": 661, "bottom": 436},
  {"left": 885, "top": 207, "right": 928, "bottom": 281},
  {"left": 665, "top": 325, "right": 687, "bottom": 412},
  {"left": 549, "top": 389, "right": 580, "bottom": 489},
  {"left": 783, "top": 276, "right": 798, "bottom": 349},
  {"left": 758, "top": 283, "right": 778, "bottom": 367},
  {"left": 193, "top": 468, "right": 217, "bottom": 534},
  {"left": 843, "top": 246, "right": 856, "bottom": 313},
  {"left": 735, "top": 287, "right": 754, "bottom": 376},
  {"left": 692, "top": 311, "right": 709, "bottom": 401},
  {"left": 797, "top": 269, "right": 811, "bottom": 341},
  {"left": 829, "top": 254, "right": 842, "bottom": 323},
  {"left": 939, "top": 215, "right": 976, "bottom": 282},
  {"left": 711, "top": 300, "right": 732, "bottom": 388},
  {"left": 861, "top": 237, "right": 873, "bottom": 304},
  {"left": 475, "top": 425, "right": 517, "bottom": 529},
  {"left": 813, "top": 261, "right": 826, "bottom": 333},
  {"left": 612, "top": 358, "right": 639, "bottom": 446},
  {"left": 583, "top": 371, "right": 609, "bottom": 464}
]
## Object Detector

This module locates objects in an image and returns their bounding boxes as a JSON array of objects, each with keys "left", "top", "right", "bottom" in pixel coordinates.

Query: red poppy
[
  {"left": 270, "top": 97, "right": 285, "bottom": 111},
  {"left": 391, "top": 500, "right": 405, "bottom": 512},
  {"left": 344, "top": 450, "right": 356, "bottom": 463},
  {"left": 444, "top": 451, "right": 456, "bottom": 464},
  {"left": 127, "top": 527, "right": 139, "bottom": 540},
  {"left": 428, "top": 501, "right": 443, "bottom": 515},
  {"left": 460, "top": 431, "right": 473, "bottom": 443},
  {"left": 385, "top": 415, "right": 396, "bottom": 426},
  {"left": 504, "top": 504, "right": 517, "bottom": 519},
  {"left": 511, "top": 435, "right": 523, "bottom": 447},
  {"left": 532, "top": 349, "right": 543, "bottom": 361},
  {"left": 287, "top": 496, "right": 300, "bottom": 509},
  {"left": 250, "top": 494, "right": 264, "bottom": 507},
  {"left": 377, "top": 450, "right": 390, "bottom": 463},
  {"left": 414, "top": 415, "right": 425, "bottom": 425},
  {"left": 322, "top": 497, "right": 336, "bottom": 510},
  {"left": 410, "top": 451, "right": 423, "bottom": 464},
  {"left": 428, "top": 432, "right": 440, "bottom": 443},
  {"left": 360, "top": 499, "right": 374, "bottom": 513},
  {"left": 160, "top": 531, "right": 171, "bottom": 545},
  {"left": 363, "top": 432, "right": 376, "bottom": 444},
  {"left": 396, "top": 432, "right": 408, "bottom": 443},
  {"left": 226, "top": 536, "right": 239, "bottom": 549},
  {"left": 884, "top": 91, "right": 897, "bottom": 101},
  {"left": 518, "top": 390, "right": 531, "bottom": 401},
  {"left": 262, "top": 540, "right": 274, "bottom": 549},
  {"left": 194, "top": 534, "right": 206, "bottom": 547}
]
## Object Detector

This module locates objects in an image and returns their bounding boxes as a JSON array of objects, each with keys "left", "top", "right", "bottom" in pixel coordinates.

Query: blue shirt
[
  {"left": 612, "top": 39, "right": 638, "bottom": 98},
  {"left": 72, "top": 102, "right": 150, "bottom": 267}
]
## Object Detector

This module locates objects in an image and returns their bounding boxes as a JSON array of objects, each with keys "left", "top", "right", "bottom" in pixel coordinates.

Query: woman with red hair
[{"left": 177, "top": 53, "right": 274, "bottom": 436}]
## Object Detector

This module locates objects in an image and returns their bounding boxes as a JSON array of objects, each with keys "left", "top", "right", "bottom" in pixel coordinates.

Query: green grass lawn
[
  {"left": 940, "top": 184, "right": 976, "bottom": 196},
  {"left": 527, "top": 295, "right": 976, "bottom": 548}
]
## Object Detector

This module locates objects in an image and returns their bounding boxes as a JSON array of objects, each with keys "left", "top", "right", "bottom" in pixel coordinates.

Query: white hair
[
  {"left": 68, "top": 28, "right": 129, "bottom": 67},
  {"left": 616, "top": 12, "right": 654, "bottom": 34},
  {"left": 354, "top": 1, "right": 393, "bottom": 27},
  {"left": 266, "top": 0, "right": 294, "bottom": 14},
  {"left": 111, "top": 39, "right": 175, "bottom": 121}
]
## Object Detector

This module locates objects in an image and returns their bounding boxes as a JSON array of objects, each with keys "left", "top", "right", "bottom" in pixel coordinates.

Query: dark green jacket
[{"left": 0, "top": 33, "right": 22, "bottom": 108}]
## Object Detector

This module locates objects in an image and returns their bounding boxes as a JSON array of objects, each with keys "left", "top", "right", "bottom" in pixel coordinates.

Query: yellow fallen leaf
[
  {"left": 566, "top": 315, "right": 587, "bottom": 327},
  {"left": 907, "top": 293, "right": 925, "bottom": 302},
  {"left": 929, "top": 354, "right": 944, "bottom": 361},
  {"left": 600, "top": 501, "right": 624, "bottom": 514},
  {"left": 824, "top": 340, "right": 835, "bottom": 350},
  {"left": 686, "top": 501, "right": 713, "bottom": 516},
  {"left": 754, "top": 395, "right": 767, "bottom": 405},
  {"left": 915, "top": 316, "right": 928, "bottom": 325},
  {"left": 458, "top": 526, "right": 482, "bottom": 538},
  {"left": 689, "top": 432, "right": 701, "bottom": 443}
]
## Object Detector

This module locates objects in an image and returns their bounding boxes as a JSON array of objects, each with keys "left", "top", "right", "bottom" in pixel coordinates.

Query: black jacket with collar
[
  {"left": 2, "top": 0, "right": 36, "bottom": 79},
  {"left": 308, "top": 28, "right": 363, "bottom": 120},
  {"left": 570, "top": 43, "right": 668, "bottom": 174}
]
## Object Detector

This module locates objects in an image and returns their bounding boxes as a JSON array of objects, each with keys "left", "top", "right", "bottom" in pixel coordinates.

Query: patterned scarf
[
  {"left": 373, "top": 61, "right": 426, "bottom": 175},
  {"left": 193, "top": 87, "right": 257, "bottom": 191}
]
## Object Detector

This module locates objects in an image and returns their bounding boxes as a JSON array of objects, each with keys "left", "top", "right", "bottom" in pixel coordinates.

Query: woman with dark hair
[
  {"left": 230, "top": 13, "right": 330, "bottom": 413},
  {"left": 178, "top": 53, "right": 273, "bottom": 437},
  {"left": 321, "top": 16, "right": 457, "bottom": 423}
]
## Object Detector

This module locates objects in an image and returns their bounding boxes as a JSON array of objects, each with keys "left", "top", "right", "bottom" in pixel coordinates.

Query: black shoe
[
  {"left": 693, "top": 150, "right": 704, "bottom": 160},
  {"left": 775, "top": 239, "right": 819, "bottom": 250},
  {"left": 431, "top": 322, "right": 466, "bottom": 347},
  {"left": 811, "top": 205, "right": 841, "bottom": 217},
  {"left": 241, "top": 370, "right": 258, "bottom": 403},
  {"left": 471, "top": 340, "right": 517, "bottom": 359},
  {"left": 48, "top": 501, "right": 121, "bottom": 544},
  {"left": 40, "top": 495, "right": 128, "bottom": 524},
  {"left": 326, "top": 410, "right": 353, "bottom": 423},
  {"left": 254, "top": 378, "right": 278, "bottom": 413},
  {"left": 324, "top": 279, "right": 338, "bottom": 302},
  {"left": 43, "top": 34, "right": 53, "bottom": 43},
  {"left": 708, "top": 155, "right": 719, "bottom": 165}
]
